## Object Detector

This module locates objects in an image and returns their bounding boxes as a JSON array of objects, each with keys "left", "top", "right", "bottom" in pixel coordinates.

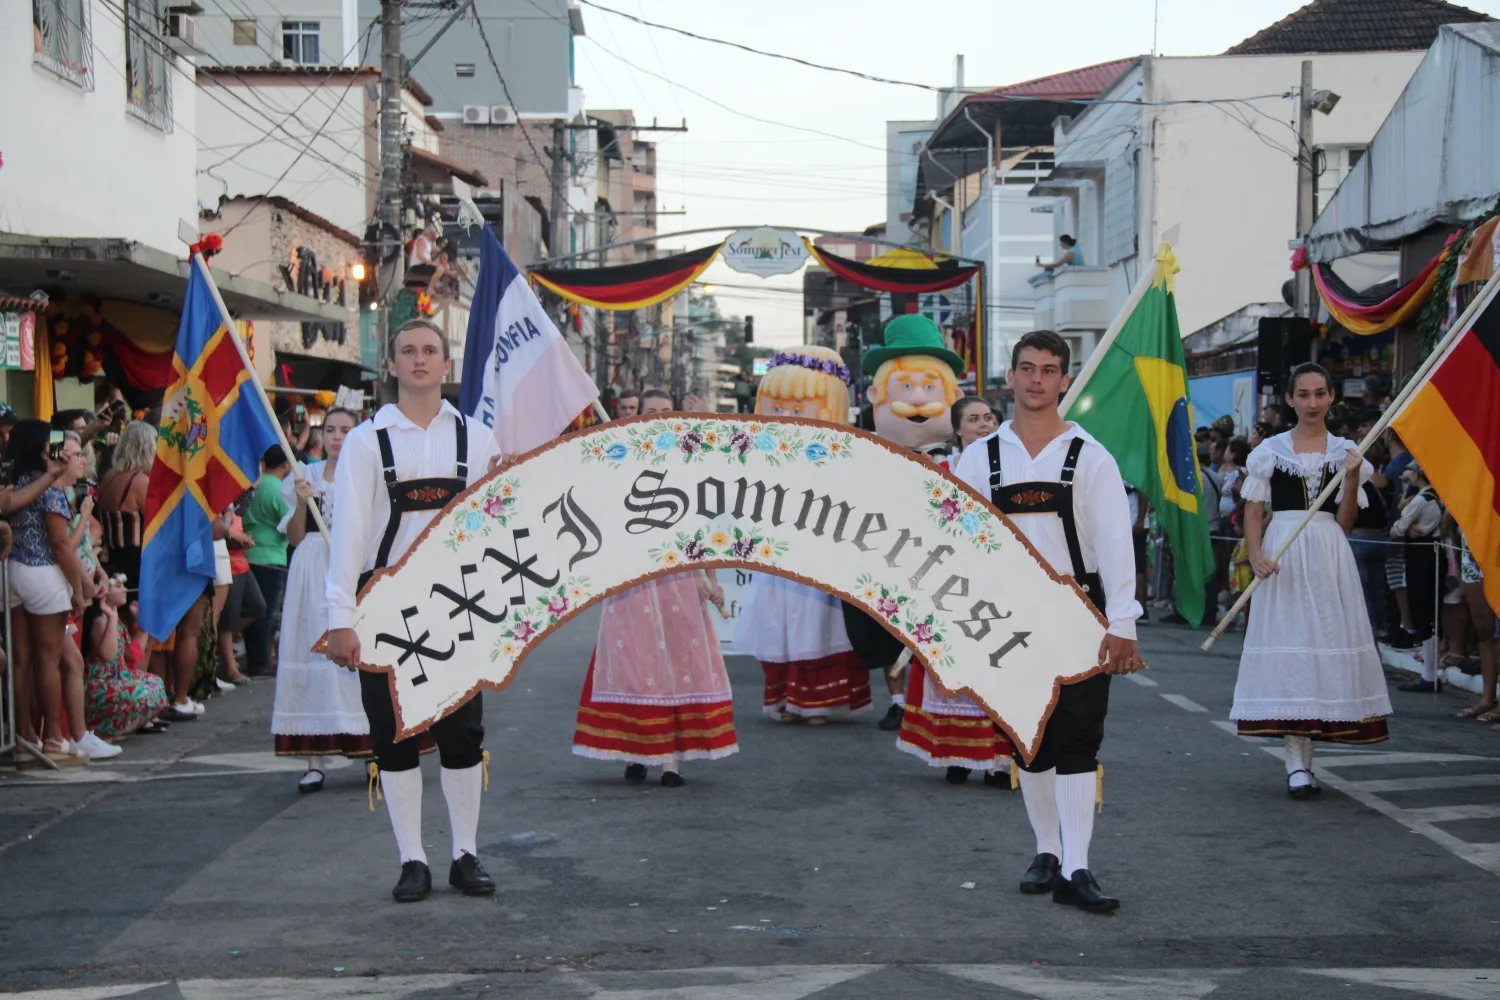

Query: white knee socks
[
  {"left": 380, "top": 766, "right": 426, "bottom": 865},
  {"left": 663, "top": 753, "right": 681, "bottom": 774},
  {"left": 1421, "top": 637, "right": 1438, "bottom": 683},
  {"left": 1016, "top": 767, "right": 1062, "bottom": 859},
  {"left": 1055, "top": 772, "right": 1097, "bottom": 879},
  {"left": 440, "top": 763, "right": 483, "bottom": 861}
]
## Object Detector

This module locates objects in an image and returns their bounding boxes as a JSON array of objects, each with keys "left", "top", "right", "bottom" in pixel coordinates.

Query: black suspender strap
[
  {"left": 1058, "top": 437, "right": 1088, "bottom": 580},
  {"left": 986, "top": 434, "right": 1004, "bottom": 506},
  {"left": 375, "top": 427, "right": 402, "bottom": 570},
  {"left": 454, "top": 415, "right": 469, "bottom": 482}
]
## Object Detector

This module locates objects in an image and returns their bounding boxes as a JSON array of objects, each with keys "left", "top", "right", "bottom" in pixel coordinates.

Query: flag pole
[
  {"left": 190, "top": 252, "right": 330, "bottom": 537},
  {"left": 1201, "top": 269, "right": 1500, "bottom": 651},
  {"left": 1060, "top": 247, "right": 1166, "bottom": 416}
]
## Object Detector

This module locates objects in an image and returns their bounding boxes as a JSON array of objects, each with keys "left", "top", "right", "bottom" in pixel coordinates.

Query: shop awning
[
  {"left": 274, "top": 351, "right": 375, "bottom": 391},
  {"left": 0, "top": 235, "right": 349, "bottom": 323}
]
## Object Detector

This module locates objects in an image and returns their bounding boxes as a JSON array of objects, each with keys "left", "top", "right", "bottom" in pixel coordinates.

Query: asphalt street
[{"left": 2, "top": 612, "right": 1498, "bottom": 999}]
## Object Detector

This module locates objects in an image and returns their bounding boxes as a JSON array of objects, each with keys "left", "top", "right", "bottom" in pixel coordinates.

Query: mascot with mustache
[{"left": 847, "top": 314, "right": 967, "bottom": 732}]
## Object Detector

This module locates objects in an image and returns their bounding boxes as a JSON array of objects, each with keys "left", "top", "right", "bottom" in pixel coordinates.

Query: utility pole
[
  {"left": 1294, "top": 59, "right": 1316, "bottom": 319},
  {"left": 376, "top": 0, "right": 405, "bottom": 393}
]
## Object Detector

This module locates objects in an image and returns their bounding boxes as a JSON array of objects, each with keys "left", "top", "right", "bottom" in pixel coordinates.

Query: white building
[
  {"left": 1025, "top": 0, "right": 1494, "bottom": 366},
  {"left": 1, "top": 2, "right": 341, "bottom": 415}
]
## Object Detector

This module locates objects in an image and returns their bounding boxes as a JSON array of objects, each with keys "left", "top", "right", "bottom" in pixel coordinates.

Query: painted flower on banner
[
  {"left": 805, "top": 442, "right": 829, "bottom": 462},
  {"left": 649, "top": 524, "right": 789, "bottom": 568},
  {"left": 444, "top": 478, "right": 519, "bottom": 551},
  {"left": 854, "top": 574, "right": 957, "bottom": 671},
  {"left": 923, "top": 478, "right": 1002, "bottom": 553},
  {"left": 583, "top": 420, "right": 856, "bottom": 470},
  {"left": 491, "top": 577, "right": 592, "bottom": 662}
]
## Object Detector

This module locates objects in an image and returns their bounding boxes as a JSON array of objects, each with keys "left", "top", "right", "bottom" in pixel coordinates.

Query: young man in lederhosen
[
  {"left": 326, "top": 319, "right": 500, "bottom": 902},
  {"left": 951, "top": 330, "right": 1145, "bottom": 914}
]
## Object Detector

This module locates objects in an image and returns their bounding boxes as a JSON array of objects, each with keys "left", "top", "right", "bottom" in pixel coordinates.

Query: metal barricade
[{"left": 1, "top": 560, "right": 11, "bottom": 760}]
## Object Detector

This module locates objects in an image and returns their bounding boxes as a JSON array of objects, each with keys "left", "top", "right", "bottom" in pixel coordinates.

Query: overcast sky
[{"left": 566, "top": 0, "right": 1500, "bottom": 347}]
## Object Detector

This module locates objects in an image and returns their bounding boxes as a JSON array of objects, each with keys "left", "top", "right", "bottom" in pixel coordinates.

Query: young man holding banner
[
  {"left": 326, "top": 319, "right": 501, "bottom": 903},
  {"left": 951, "top": 330, "right": 1145, "bottom": 914}
]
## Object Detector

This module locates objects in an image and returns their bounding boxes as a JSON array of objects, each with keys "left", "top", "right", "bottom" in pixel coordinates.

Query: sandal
[
  {"left": 43, "top": 739, "right": 90, "bottom": 767},
  {"left": 1458, "top": 702, "right": 1499, "bottom": 719},
  {"left": 1479, "top": 708, "right": 1500, "bottom": 723}
]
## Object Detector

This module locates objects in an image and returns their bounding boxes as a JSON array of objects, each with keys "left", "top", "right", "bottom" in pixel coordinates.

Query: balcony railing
[
  {"left": 33, "top": 0, "right": 94, "bottom": 89},
  {"left": 1030, "top": 265, "right": 1109, "bottom": 333}
]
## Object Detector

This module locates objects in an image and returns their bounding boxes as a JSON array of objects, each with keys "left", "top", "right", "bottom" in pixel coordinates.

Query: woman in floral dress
[{"left": 85, "top": 575, "right": 168, "bottom": 740}]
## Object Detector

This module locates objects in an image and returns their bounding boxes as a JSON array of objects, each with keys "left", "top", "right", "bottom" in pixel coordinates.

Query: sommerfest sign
[{"left": 338, "top": 415, "right": 1108, "bottom": 761}]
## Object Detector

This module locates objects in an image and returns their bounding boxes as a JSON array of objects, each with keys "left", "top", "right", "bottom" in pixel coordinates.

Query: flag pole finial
[{"left": 1153, "top": 243, "right": 1179, "bottom": 294}]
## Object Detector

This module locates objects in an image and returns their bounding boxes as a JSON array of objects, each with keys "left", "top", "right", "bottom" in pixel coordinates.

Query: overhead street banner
[{"left": 333, "top": 416, "right": 1107, "bottom": 762}]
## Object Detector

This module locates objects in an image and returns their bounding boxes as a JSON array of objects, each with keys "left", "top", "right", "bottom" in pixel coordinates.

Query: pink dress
[{"left": 573, "top": 572, "right": 738, "bottom": 763}]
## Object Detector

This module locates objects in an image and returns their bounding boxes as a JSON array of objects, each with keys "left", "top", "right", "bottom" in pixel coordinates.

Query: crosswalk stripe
[
  {"left": 1334, "top": 773, "right": 1500, "bottom": 793},
  {"left": 1406, "top": 804, "right": 1500, "bottom": 822},
  {"left": 1158, "top": 693, "right": 1208, "bottom": 713}
]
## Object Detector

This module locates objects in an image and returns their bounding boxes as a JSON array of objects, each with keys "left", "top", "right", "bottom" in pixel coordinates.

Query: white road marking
[
  {"left": 1302, "top": 968, "right": 1500, "bottom": 1000},
  {"left": 1407, "top": 804, "right": 1500, "bottom": 822},
  {"left": 1159, "top": 693, "right": 1209, "bottom": 713},
  {"left": 1334, "top": 773, "right": 1500, "bottom": 794},
  {"left": 1125, "top": 673, "right": 1158, "bottom": 687}
]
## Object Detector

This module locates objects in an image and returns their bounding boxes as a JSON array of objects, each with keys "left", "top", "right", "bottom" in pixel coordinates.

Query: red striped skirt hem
[
  {"left": 761, "top": 652, "right": 872, "bottom": 717},
  {"left": 896, "top": 705, "right": 1014, "bottom": 768},
  {"left": 1235, "top": 717, "right": 1390, "bottom": 744},
  {"left": 574, "top": 657, "right": 738, "bottom": 762}
]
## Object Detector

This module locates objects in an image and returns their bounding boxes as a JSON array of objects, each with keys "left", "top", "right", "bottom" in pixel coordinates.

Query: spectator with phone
[{"left": 5, "top": 422, "right": 95, "bottom": 764}]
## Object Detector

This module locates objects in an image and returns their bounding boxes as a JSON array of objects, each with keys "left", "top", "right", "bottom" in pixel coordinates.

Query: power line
[{"left": 473, "top": 14, "right": 563, "bottom": 206}]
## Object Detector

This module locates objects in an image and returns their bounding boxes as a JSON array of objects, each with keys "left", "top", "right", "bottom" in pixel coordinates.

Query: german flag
[
  {"left": 803, "top": 237, "right": 980, "bottom": 293},
  {"left": 530, "top": 244, "right": 721, "bottom": 310},
  {"left": 1393, "top": 282, "right": 1500, "bottom": 612}
]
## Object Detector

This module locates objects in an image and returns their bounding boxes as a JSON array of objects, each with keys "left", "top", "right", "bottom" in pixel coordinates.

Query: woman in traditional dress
[
  {"left": 573, "top": 390, "right": 736, "bottom": 785},
  {"left": 1231, "top": 363, "right": 1391, "bottom": 799},
  {"left": 270, "top": 407, "right": 372, "bottom": 793},
  {"left": 734, "top": 347, "right": 870, "bottom": 724},
  {"left": 895, "top": 395, "right": 1013, "bottom": 786}
]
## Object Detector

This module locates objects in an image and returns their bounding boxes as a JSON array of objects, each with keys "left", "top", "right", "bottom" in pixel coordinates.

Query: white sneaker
[
  {"left": 178, "top": 699, "right": 206, "bottom": 717},
  {"left": 77, "top": 731, "right": 123, "bottom": 760},
  {"left": 215, "top": 677, "right": 235, "bottom": 693}
]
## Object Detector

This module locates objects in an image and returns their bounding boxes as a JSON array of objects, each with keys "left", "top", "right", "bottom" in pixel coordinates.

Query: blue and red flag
[{"left": 139, "top": 260, "right": 279, "bottom": 640}]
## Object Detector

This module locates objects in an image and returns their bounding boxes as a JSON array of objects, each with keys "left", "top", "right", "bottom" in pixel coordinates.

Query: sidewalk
[{"left": 1378, "top": 642, "right": 1488, "bottom": 696}]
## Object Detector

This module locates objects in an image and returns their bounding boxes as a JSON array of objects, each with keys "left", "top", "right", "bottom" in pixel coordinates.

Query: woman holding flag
[{"left": 1231, "top": 363, "right": 1392, "bottom": 799}]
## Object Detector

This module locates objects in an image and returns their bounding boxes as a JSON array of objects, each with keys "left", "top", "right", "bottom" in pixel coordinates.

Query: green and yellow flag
[{"left": 1064, "top": 245, "right": 1216, "bottom": 626}]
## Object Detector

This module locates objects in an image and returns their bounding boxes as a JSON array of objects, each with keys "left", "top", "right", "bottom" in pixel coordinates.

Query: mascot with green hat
[{"left": 863, "top": 314, "right": 965, "bottom": 453}]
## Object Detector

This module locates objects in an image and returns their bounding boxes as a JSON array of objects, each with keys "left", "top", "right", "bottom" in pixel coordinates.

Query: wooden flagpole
[
  {"left": 191, "top": 253, "right": 329, "bottom": 537},
  {"left": 1200, "top": 270, "right": 1500, "bottom": 651},
  {"left": 1059, "top": 247, "right": 1166, "bottom": 416}
]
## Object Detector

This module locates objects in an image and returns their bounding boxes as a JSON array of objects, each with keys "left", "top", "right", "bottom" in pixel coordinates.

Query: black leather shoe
[
  {"left": 878, "top": 704, "right": 904, "bottom": 731},
  {"left": 1019, "top": 853, "right": 1061, "bottom": 894},
  {"left": 624, "top": 763, "right": 647, "bottom": 782},
  {"left": 448, "top": 852, "right": 496, "bottom": 896},
  {"left": 660, "top": 770, "right": 686, "bottom": 787},
  {"left": 1397, "top": 679, "right": 1442, "bottom": 693},
  {"left": 982, "top": 770, "right": 1013, "bottom": 789},
  {"left": 1053, "top": 869, "right": 1120, "bottom": 913},
  {"left": 945, "top": 766, "right": 971, "bottom": 784},
  {"left": 392, "top": 860, "right": 431, "bottom": 902},
  {"left": 1287, "top": 770, "right": 1321, "bottom": 800}
]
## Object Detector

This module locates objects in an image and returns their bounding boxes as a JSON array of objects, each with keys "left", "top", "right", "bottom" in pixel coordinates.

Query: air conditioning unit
[
  {"left": 489, "top": 105, "right": 518, "bottom": 126},
  {"left": 462, "top": 105, "right": 491, "bottom": 126},
  {"left": 164, "top": 7, "right": 198, "bottom": 57}
]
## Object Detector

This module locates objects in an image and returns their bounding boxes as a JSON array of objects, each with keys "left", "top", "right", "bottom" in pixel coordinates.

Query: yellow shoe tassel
[
  {"left": 1009, "top": 757, "right": 1019, "bottom": 790},
  {"left": 481, "top": 750, "right": 490, "bottom": 792},
  {"left": 368, "top": 762, "right": 382, "bottom": 813},
  {"left": 1095, "top": 764, "right": 1104, "bottom": 814}
]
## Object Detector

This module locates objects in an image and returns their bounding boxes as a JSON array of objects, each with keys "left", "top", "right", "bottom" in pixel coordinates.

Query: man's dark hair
[
  {"left": 1059, "top": 234, "right": 1076, "bottom": 247},
  {"left": 388, "top": 319, "right": 451, "bottom": 361},
  {"left": 262, "top": 445, "right": 289, "bottom": 470},
  {"left": 640, "top": 388, "right": 673, "bottom": 406},
  {"left": 93, "top": 380, "right": 120, "bottom": 408},
  {"left": 1354, "top": 406, "right": 1381, "bottom": 428},
  {"left": 51, "top": 409, "right": 90, "bottom": 431},
  {"left": 616, "top": 389, "right": 641, "bottom": 402},
  {"left": 1010, "top": 330, "right": 1070, "bottom": 372}
]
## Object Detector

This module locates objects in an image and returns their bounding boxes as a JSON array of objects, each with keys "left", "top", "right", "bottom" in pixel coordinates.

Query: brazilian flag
[{"left": 1065, "top": 247, "right": 1216, "bottom": 626}]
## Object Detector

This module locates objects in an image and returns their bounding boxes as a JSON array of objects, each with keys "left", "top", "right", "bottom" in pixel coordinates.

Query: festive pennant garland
[
  {"left": 530, "top": 244, "right": 723, "bottom": 311},
  {"left": 802, "top": 238, "right": 980, "bottom": 294}
]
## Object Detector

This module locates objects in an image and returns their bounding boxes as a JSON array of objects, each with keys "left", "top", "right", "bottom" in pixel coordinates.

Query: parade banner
[{"left": 336, "top": 415, "right": 1108, "bottom": 762}]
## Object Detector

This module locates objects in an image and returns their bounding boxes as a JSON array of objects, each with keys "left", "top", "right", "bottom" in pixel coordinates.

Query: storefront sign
[
  {"left": 0, "top": 313, "right": 20, "bottom": 369},
  {"left": 336, "top": 416, "right": 1109, "bottom": 762},
  {"left": 723, "top": 227, "right": 809, "bottom": 277}
]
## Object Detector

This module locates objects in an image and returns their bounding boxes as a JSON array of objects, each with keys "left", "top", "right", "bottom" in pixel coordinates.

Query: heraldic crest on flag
[{"left": 141, "top": 264, "right": 280, "bottom": 640}]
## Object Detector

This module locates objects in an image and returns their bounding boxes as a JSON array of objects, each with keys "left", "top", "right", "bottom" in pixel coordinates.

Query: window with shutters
[
  {"left": 32, "top": 0, "right": 94, "bottom": 89},
  {"left": 124, "top": 0, "right": 171, "bottom": 131},
  {"left": 1101, "top": 151, "right": 1138, "bottom": 266}
]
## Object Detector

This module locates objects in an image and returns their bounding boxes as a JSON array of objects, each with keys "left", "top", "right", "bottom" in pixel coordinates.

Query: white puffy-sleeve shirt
[{"left": 952, "top": 422, "right": 1142, "bottom": 640}]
